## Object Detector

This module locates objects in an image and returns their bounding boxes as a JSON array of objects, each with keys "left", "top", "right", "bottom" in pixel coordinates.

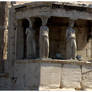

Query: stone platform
[
  {"left": 12, "top": 59, "right": 92, "bottom": 90},
  {"left": 0, "top": 59, "right": 92, "bottom": 90}
]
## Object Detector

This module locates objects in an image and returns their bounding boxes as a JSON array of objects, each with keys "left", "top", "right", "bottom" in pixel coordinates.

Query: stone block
[
  {"left": 62, "top": 64, "right": 81, "bottom": 88},
  {"left": 13, "top": 63, "right": 26, "bottom": 90},
  {"left": 0, "top": 77, "right": 11, "bottom": 90},
  {"left": 24, "top": 63, "right": 40, "bottom": 90},
  {"left": 14, "top": 62, "right": 40, "bottom": 90},
  {"left": 40, "top": 63, "right": 61, "bottom": 88},
  {"left": 82, "top": 65, "right": 92, "bottom": 88}
]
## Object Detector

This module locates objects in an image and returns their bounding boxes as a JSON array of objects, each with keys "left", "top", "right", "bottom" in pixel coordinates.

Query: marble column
[
  {"left": 26, "top": 18, "right": 36, "bottom": 59},
  {"left": 39, "top": 16, "right": 49, "bottom": 59},
  {"left": 66, "top": 19, "right": 77, "bottom": 59}
]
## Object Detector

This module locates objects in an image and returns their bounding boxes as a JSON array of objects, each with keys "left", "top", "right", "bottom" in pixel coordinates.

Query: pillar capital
[
  {"left": 40, "top": 16, "right": 49, "bottom": 26},
  {"left": 26, "top": 17, "right": 35, "bottom": 28},
  {"left": 69, "top": 19, "right": 75, "bottom": 27}
]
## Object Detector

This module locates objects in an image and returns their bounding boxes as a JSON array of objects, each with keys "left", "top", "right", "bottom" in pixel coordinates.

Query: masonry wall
[
  {"left": 0, "top": 60, "right": 92, "bottom": 90},
  {"left": 5, "top": 60, "right": 91, "bottom": 90}
]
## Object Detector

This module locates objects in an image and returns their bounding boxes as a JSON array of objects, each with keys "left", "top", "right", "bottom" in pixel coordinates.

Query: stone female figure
[
  {"left": 66, "top": 19, "right": 77, "bottom": 59},
  {"left": 26, "top": 19, "right": 36, "bottom": 59},
  {"left": 39, "top": 25, "right": 49, "bottom": 59}
]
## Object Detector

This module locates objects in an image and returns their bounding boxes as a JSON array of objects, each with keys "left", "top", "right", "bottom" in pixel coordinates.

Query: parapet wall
[
  {"left": 0, "top": 59, "right": 92, "bottom": 90},
  {"left": 10, "top": 59, "right": 92, "bottom": 90}
]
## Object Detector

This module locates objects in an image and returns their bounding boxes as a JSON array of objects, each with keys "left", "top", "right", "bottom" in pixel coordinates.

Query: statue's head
[
  {"left": 26, "top": 17, "right": 32, "bottom": 28},
  {"left": 29, "top": 21, "right": 32, "bottom": 28},
  {"left": 69, "top": 19, "right": 75, "bottom": 27}
]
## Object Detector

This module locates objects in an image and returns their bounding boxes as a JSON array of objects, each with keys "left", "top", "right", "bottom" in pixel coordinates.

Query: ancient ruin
[{"left": 1, "top": 1, "right": 92, "bottom": 90}]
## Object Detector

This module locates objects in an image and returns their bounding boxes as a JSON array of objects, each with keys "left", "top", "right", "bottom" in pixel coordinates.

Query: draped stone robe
[
  {"left": 26, "top": 27, "right": 36, "bottom": 59},
  {"left": 39, "top": 25, "right": 49, "bottom": 58},
  {"left": 66, "top": 27, "right": 77, "bottom": 59}
]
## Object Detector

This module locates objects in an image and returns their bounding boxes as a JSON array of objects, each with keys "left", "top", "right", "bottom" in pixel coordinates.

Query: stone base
[
  {"left": 13, "top": 60, "right": 82, "bottom": 90},
  {"left": 62, "top": 64, "right": 81, "bottom": 88},
  {"left": 1, "top": 59, "right": 92, "bottom": 90}
]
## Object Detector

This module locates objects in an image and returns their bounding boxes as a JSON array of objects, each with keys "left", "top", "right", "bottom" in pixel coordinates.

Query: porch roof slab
[{"left": 12, "top": 2, "right": 92, "bottom": 20}]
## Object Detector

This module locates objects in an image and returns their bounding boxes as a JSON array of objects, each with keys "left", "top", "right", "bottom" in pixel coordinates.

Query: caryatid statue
[
  {"left": 26, "top": 18, "right": 36, "bottom": 59},
  {"left": 39, "top": 16, "right": 49, "bottom": 59},
  {"left": 66, "top": 19, "right": 77, "bottom": 59}
]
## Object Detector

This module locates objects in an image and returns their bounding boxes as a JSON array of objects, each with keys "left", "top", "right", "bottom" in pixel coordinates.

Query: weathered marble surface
[
  {"left": 14, "top": 63, "right": 40, "bottom": 90},
  {"left": 62, "top": 64, "right": 81, "bottom": 88},
  {"left": 40, "top": 63, "right": 61, "bottom": 88},
  {"left": 1, "top": 60, "right": 92, "bottom": 90},
  {"left": 82, "top": 65, "right": 92, "bottom": 89}
]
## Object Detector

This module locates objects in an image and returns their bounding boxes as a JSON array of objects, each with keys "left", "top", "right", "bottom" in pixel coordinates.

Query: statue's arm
[{"left": 26, "top": 28, "right": 28, "bottom": 35}]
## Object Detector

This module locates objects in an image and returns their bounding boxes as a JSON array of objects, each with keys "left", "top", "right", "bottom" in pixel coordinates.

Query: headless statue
[
  {"left": 26, "top": 18, "right": 36, "bottom": 59},
  {"left": 66, "top": 19, "right": 77, "bottom": 59},
  {"left": 39, "top": 25, "right": 49, "bottom": 59}
]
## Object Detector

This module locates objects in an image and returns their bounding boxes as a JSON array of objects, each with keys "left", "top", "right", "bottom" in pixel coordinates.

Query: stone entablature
[{"left": 14, "top": 2, "right": 92, "bottom": 20}]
